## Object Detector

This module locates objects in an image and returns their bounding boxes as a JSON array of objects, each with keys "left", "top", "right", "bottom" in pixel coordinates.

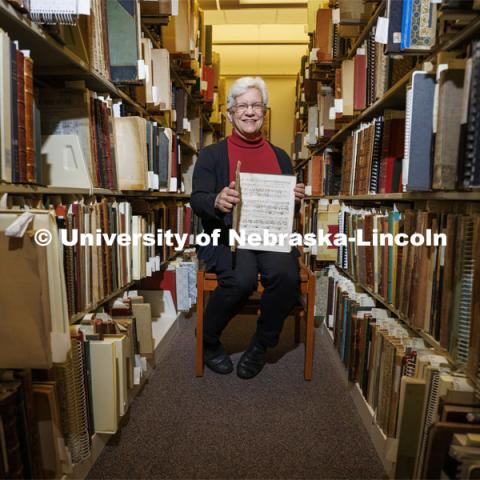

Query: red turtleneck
[{"left": 227, "top": 129, "right": 281, "bottom": 183}]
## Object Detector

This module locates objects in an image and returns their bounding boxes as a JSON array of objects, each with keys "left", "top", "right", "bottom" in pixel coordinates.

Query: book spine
[
  {"left": 16, "top": 49, "right": 26, "bottom": 183},
  {"left": 23, "top": 56, "right": 35, "bottom": 183},
  {"left": 10, "top": 41, "right": 18, "bottom": 183}
]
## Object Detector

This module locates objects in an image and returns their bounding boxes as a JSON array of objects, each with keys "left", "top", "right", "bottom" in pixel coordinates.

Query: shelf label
[
  {"left": 171, "top": 0, "right": 179, "bottom": 15},
  {"left": 305, "top": 185, "right": 312, "bottom": 196},
  {"left": 375, "top": 17, "right": 389, "bottom": 44},
  {"left": 134, "top": 367, "right": 141, "bottom": 385},
  {"left": 393, "top": 32, "right": 401, "bottom": 44},
  {"left": 78, "top": 0, "right": 91, "bottom": 15},
  {"left": 334, "top": 98, "right": 343, "bottom": 113},
  {"left": 329, "top": 106, "right": 336, "bottom": 120},
  {"left": 332, "top": 8, "right": 340, "bottom": 24},
  {"left": 152, "top": 86, "right": 159, "bottom": 105},
  {"left": 137, "top": 59, "right": 146, "bottom": 80}
]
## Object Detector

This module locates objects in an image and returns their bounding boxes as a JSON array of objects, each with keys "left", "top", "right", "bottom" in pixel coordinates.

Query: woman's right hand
[{"left": 214, "top": 181, "right": 240, "bottom": 213}]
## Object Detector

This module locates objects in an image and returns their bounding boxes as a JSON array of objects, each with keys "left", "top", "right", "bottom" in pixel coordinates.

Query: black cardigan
[{"left": 191, "top": 138, "right": 296, "bottom": 241}]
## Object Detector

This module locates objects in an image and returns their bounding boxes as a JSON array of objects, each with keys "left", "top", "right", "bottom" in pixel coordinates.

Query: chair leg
[
  {"left": 304, "top": 277, "right": 315, "bottom": 381},
  {"left": 294, "top": 310, "right": 303, "bottom": 345},
  {"left": 196, "top": 272, "right": 205, "bottom": 377}
]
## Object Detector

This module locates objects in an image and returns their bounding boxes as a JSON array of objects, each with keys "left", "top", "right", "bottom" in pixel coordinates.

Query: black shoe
[
  {"left": 204, "top": 343, "right": 233, "bottom": 374},
  {"left": 237, "top": 339, "right": 267, "bottom": 380}
]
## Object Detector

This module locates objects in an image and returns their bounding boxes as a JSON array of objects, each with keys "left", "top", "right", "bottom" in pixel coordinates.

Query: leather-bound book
[
  {"left": 205, "top": 24, "right": 213, "bottom": 65},
  {"left": 303, "top": 79, "right": 318, "bottom": 105},
  {"left": 315, "top": 9, "right": 332, "bottom": 62},
  {"left": 100, "top": 100, "right": 114, "bottom": 189},
  {"left": 432, "top": 68, "right": 465, "bottom": 190},
  {"left": 16, "top": 48, "right": 26, "bottom": 183},
  {"left": 23, "top": 55, "right": 35, "bottom": 183},
  {"left": 310, "top": 155, "right": 324, "bottom": 196},
  {"left": 10, "top": 42, "right": 18, "bottom": 182},
  {"left": 353, "top": 48, "right": 366, "bottom": 111}
]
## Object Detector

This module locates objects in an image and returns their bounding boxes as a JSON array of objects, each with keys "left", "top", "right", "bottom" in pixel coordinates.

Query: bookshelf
[
  {"left": 69, "top": 281, "right": 136, "bottom": 324},
  {"left": 0, "top": 0, "right": 146, "bottom": 112},
  {"left": 320, "top": 321, "right": 396, "bottom": 478},
  {"left": 295, "top": 13, "right": 480, "bottom": 172},
  {"left": 305, "top": 191, "right": 480, "bottom": 201},
  {"left": 336, "top": 266, "right": 458, "bottom": 367},
  {"left": 0, "top": 183, "right": 192, "bottom": 198},
  {"left": 346, "top": 0, "right": 386, "bottom": 60},
  {"left": 70, "top": 311, "right": 181, "bottom": 480},
  {"left": 299, "top": 2, "right": 480, "bottom": 478},
  {"left": 0, "top": 3, "right": 217, "bottom": 479}
]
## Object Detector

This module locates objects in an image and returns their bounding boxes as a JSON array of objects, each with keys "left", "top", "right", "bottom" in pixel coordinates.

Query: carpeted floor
[{"left": 87, "top": 314, "right": 387, "bottom": 480}]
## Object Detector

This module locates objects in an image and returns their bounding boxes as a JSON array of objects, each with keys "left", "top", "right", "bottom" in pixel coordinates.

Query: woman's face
[{"left": 227, "top": 87, "right": 265, "bottom": 139}]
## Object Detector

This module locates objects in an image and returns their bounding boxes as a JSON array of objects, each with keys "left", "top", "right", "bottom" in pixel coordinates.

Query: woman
[{"left": 191, "top": 76, "right": 305, "bottom": 380}]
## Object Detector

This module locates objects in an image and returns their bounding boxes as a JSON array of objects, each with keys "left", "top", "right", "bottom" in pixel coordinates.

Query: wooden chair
[{"left": 196, "top": 259, "right": 316, "bottom": 380}]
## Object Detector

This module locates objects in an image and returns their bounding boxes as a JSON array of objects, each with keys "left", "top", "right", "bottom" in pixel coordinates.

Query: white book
[
  {"left": 114, "top": 117, "right": 149, "bottom": 191},
  {"left": 0, "top": 30, "right": 12, "bottom": 182},
  {"left": 88, "top": 340, "right": 119, "bottom": 434},
  {"left": 103, "top": 335, "right": 128, "bottom": 417},
  {"left": 41, "top": 134, "right": 93, "bottom": 189},
  {"left": 151, "top": 49, "right": 171, "bottom": 110}
]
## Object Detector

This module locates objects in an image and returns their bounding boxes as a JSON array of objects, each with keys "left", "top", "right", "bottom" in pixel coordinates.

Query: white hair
[{"left": 227, "top": 76, "right": 269, "bottom": 110}]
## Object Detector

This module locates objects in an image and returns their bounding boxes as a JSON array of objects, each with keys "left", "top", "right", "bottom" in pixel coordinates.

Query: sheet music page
[{"left": 237, "top": 173, "right": 296, "bottom": 253}]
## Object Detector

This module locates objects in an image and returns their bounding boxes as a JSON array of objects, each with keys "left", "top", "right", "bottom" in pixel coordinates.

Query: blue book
[
  {"left": 386, "top": 0, "right": 404, "bottom": 54},
  {"left": 400, "top": 0, "right": 412, "bottom": 50},
  {"left": 405, "top": 72, "right": 436, "bottom": 191}
]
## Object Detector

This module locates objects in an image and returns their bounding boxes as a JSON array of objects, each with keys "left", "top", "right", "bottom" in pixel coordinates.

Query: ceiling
[{"left": 201, "top": 3, "right": 308, "bottom": 76}]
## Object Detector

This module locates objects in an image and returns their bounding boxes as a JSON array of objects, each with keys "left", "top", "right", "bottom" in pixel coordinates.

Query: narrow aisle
[{"left": 87, "top": 315, "right": 386, "bottom": 479}]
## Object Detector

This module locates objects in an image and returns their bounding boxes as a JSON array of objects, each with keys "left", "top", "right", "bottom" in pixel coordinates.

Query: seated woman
[{"left": 191, "top": 76, "right": 305, "bottom": 379}]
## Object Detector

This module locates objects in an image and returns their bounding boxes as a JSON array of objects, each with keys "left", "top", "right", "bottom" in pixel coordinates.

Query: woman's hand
[
  {"left": 294, "top": 183, "right": 305, "bottom": 202},
  {"left": 214, "top": 181, "right": 240, "bottom": 213}
]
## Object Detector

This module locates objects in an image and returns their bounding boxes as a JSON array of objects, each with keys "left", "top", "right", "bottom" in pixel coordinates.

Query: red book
[
  {"left": 389, "top": 119, "right": 405, "bottom": 158},
  {"left": 378, "top": 156, "right": 395, "bottom": 193},
  {"left": 202, "top": 66, "right": 214, "bottom": 102},
  {"left": 16, "top": 49, "right": 26, "bottom": 182},
  {"left": 183, "top": 205, "right": 192, "bottom": 243},
  {"left": 310, "top": 155, "right": 324, "bottom": 196},
  {"left": 353, "top": 51, "right": 366, "bottom": 111},
  {"left": 171, "top": 133, "right": 177, "bottom": 181},
  {"left": 139, "top": 270, "right": 177, "bottom": 309}
]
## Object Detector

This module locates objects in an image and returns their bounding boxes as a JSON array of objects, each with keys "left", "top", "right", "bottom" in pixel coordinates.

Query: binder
[{"left": 403, "top": 72, "right": 436, "bottom": 191}]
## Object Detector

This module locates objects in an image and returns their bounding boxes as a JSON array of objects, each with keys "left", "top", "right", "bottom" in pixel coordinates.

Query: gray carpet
[{"left": 87, "top": 314, "right": 387, "bottom": 480}]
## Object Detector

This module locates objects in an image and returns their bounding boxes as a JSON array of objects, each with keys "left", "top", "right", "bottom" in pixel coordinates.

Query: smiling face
[{"left": 227, "top": 87, "right": 265, "bottom": 139}]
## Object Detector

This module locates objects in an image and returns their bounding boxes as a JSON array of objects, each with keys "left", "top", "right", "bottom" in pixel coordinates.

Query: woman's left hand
[{"left": 294, "top": 183, "right": 305, "bottom": 202}]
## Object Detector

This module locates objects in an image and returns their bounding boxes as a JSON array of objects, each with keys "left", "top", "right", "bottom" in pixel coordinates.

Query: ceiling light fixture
[{"left": 239, "top": 0, "right": 307, "bottom": 4}]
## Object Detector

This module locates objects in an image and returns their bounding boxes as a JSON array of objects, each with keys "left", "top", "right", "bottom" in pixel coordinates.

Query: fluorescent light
[{"left": 239, "top": 0, "right": 307, "bottom": 4}]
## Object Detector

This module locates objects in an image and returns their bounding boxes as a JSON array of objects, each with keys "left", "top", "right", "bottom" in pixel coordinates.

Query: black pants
[{"left": 203, "top": 246, "right": 300, "bottom": 349}]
